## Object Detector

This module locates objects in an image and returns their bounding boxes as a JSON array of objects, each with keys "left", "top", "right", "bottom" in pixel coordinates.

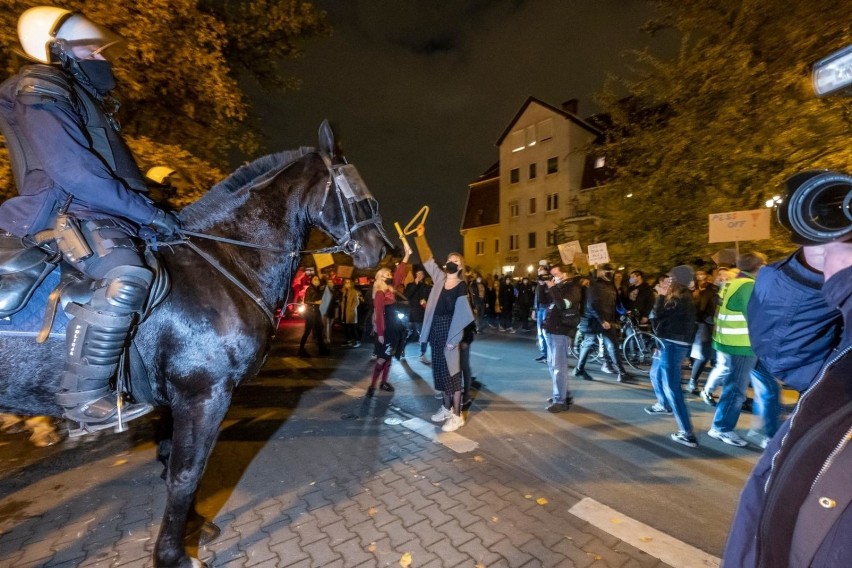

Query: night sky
[{"left": 249, "top": 0, "right": 677, "bottom": 257}]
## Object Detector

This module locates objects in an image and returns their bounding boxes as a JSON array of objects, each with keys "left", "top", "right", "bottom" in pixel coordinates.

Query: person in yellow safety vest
[{"left": 704, "top": 252, "right": 776, "bottom": 448}]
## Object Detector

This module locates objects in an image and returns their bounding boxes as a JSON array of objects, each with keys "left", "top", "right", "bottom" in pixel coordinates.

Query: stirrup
[{"left": 65, "top": 395, "right": 153, "bottom": 437}]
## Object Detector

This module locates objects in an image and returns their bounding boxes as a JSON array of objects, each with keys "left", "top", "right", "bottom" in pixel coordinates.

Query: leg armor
[{"left": 55, "top": 264, "right": 153, "bottom": 433}]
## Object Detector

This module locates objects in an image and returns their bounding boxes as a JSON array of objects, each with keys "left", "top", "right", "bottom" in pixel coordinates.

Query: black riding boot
[
  {"left": 573, "top": 345, "right": 593, "bottom": 381},
  {"left": 55, "top": 267, "right": 153, "bottom": 435}
]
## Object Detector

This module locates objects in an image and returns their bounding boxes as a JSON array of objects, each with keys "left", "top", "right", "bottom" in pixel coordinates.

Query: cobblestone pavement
[{"left": 1, "top": 336, "right": 675, "bottom": 567}]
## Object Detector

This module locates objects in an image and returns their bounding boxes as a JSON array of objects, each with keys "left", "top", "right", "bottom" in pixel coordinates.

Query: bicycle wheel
[
  {"left": 622, "top": 331, "right": 662, "bottom": 374},
  {"left": 572, "top": 329, "right": 602, "bottom": 362}
]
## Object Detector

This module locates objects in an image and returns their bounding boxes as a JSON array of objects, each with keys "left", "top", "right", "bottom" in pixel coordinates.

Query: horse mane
[{"left": 179, "top": 147, "right": 316, "bottom": 230}]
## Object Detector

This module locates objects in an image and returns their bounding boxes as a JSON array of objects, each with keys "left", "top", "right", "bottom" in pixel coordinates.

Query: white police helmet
[{"left": 18, "top": 6, "right": 125, "bottom": 64}]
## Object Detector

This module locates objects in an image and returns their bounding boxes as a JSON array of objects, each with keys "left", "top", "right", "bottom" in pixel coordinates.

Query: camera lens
[{"left": 785, "top": 171, "right": 852, "bottom": 243}]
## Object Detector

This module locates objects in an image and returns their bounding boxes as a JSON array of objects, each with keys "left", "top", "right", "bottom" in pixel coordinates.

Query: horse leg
[{"left": 154, "top": 393, "right": 232, "bottom": 568}]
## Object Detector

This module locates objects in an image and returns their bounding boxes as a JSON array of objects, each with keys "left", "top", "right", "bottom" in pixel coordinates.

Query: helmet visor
[{"left": 56, "top": 14, "right": 126, "bottom": 60}]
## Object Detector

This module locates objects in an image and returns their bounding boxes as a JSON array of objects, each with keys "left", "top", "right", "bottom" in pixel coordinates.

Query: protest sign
[
  {"left": 708, "top": 209, "right": 770, "bottom": 243},
  {"left": 558, "top": 240, "right": 582, "bottom": 264},
  {"left": 587, "top": 242, "right": 610, "bottom": 265}
]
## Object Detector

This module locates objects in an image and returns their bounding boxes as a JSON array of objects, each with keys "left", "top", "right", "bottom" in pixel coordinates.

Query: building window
[
  {"left": 494, "top": 238, "right": 500, "bottom": 254},
  {"left": 528, "top": 197, "right": 537, "bottom": 215},
  {"left": 509, "top": 234, "right": 519, "bottom": 251},
  {"left": 528, "top": 232, "right": 537, "bottom": 249},
  {"left": 510, "top": 168, "right": 520, "bottom": 184},
  {"left": 595, "top": 156, "right": 606, "bottom": 169},
  {"left": 529, "top": 163, "right": 537, "bottom": 180},
  {"left": 538, "top": 118, "right": 553, "bottom": 141},
  {"left": 475, "top": 240, "right": 485, "bottom": 256},
  {"left": 547, "top": 157, "right": 558, "bottom": 174},
  {"left": 546, "top": 193, "right": 558, "bottom": 211},
  {"left": 510, "top": 130, "right": 524, "bottom": 153},
  {"left": 546, "top": 230, "right": 557, "bottom": 246},
  {"left": 525, "top": 125, "right": 536, "bottom": 147},
  {"left": 509, "top": 201, "right": 519, "bottom": 217}
]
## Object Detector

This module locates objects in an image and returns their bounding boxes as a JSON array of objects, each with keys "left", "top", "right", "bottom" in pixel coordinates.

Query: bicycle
[
  {"left": 620, "top": 312, "right": 663, "bottom": 375},
  {"left": 570, "top": 311, "right": 663, "bottom": 375}
]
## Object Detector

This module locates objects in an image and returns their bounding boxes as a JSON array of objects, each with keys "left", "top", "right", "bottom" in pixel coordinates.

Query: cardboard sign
[
  {"left": 313, "top": 253, "right": 334, "bottom": 270},
  {"left": 558, "top": 241, "right": 582, "bottom": 264},
  {"left": 336, "top": 265, "right": 354, "bottom": 278},
  {"left": 587, "top": 242, "right": 610, "bottom": 265},
  {"left": 708, "top": 209, "right": 770, "bottom": 243}
]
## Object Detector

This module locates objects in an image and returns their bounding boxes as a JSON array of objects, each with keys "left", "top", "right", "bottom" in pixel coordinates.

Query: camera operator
[{"left": 724, "top": 169, "right": 851, "bottom": 566}]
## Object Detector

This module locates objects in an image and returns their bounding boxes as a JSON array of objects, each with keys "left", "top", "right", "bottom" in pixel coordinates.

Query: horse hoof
[{"left": 198, "top": 522, "right": 221, "bottom": 546}]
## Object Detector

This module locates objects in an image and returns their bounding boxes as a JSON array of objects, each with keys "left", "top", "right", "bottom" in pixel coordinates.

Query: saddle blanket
[{"left": 0, "top": 269, "right": 68, "bottom": 338}]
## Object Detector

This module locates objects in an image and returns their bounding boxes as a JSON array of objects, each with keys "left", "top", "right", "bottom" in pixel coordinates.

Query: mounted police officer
[{"left": 0, "top": 7, "right": 181, "bottom": 435}]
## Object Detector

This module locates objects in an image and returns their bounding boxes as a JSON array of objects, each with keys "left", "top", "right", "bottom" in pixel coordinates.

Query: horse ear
[{"left": 318, "top": 119, "right": 335, "bottom": 157}]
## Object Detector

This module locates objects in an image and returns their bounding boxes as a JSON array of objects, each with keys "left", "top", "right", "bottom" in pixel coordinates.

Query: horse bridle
[{"left": 173, "top": 152, "right": 391, "bottom": 325}]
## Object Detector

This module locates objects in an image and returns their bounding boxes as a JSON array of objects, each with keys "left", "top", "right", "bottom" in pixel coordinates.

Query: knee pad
[{"left": 93, "top": 265, "right": 153, "bottom": 313}]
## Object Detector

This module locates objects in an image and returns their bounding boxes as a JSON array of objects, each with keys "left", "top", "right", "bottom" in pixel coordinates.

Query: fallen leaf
[
  {"left": 491, "top": 516, "right": 499, "bottom": 523},
  {"left": 610, "top": 517, "right": 622, "bottom": 524},
  {"left": 524, "top": 494, "right": 532, "bottom": 499},
  {"left": 111, "top": 459, "right": 128, "bottom": 467},
  {"left": 399, "top": 551, "right": 412, "bottom": 567},
  {"left": 640, "top": 536, "right": 653, "bottom": 542},
  {"left": 368, "top": 507, "right": 378, "bottom": 516},
  {"left": 475, "top": 564, "right": 486, "bottom": 568},
  {"left": 473, "top": 455, "right": 485, "bottom": 462},
  {"left": 536, "top": 497, "right": 548, "bottom": 505},
  {"left": 367, "top": 543, "right": 377, "bottom": 552}
]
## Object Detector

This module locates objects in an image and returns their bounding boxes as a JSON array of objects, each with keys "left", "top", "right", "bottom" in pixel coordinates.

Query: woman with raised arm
[
  {"left": 366, "top": 245, "right": 411, "bottom": 396},
  {"left": 414, "top": 223, "right": 475, "bottom": 432}
]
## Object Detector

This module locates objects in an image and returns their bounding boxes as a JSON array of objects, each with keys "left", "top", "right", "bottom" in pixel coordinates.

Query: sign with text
[
  {"left": 587, "top": 242, "right": 610, "bottom": 265},
  {"left": 312, "top": 253, "right": 334, "bottom": 270},
  {"left": 336, "top": 265, "right": 354, "bottom": 278},
  {"left": 558, "top": 240, "right": 583, "bottom": 264},
  {"left": 708, "top": 209, "right": 771, "bottom": 243}
]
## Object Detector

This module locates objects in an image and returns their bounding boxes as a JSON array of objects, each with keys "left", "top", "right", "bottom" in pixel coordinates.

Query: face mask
[
  {"left": 476, "top": 277, "right": 482, "bottom": 283},
  {"left": 445, "top": 261, "right": 459, "bottom": 274},
  {"left": 76, "top": 59, "right": 116, "bottom": 94},
  {"left": 384, "top": 278, "right": 394, "bottom": 286},
  {"left": 628, "top": 277, "right": 637, "bottom": 285}
]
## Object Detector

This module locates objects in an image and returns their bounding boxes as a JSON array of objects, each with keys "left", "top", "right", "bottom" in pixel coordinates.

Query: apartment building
[{"left": 462, "top": 97, "right": 603, "bottom": 277}]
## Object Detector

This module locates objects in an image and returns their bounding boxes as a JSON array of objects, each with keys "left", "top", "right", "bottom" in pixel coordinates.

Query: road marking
[
  {"left": 568, "top": 497, "right": 720, "bottom": 568},
  {"left": 471, "top": 352, "right": 501, "bottom": 360},
  {"left": 400, "top": 417, "right": 479, "bottom": 453}
]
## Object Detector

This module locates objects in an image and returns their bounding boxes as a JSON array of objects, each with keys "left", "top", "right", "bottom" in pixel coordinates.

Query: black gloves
[{"left": 150, "top": 209, "right": 182, "bottom": 238}]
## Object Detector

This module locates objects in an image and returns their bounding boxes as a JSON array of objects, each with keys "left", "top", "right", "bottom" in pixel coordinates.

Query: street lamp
[{"left": 765, "top": 194, "right": 783, "bottom": 208}]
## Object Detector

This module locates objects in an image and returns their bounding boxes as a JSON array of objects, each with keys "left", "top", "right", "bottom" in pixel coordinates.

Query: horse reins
[{"left": 165, "top": 152, "right": 385, "bottom": 326}]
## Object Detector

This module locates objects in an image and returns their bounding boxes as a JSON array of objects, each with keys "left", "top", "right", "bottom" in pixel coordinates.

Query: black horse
[{"left": 0, "top": 123, "right": 388, "bottom": 567}]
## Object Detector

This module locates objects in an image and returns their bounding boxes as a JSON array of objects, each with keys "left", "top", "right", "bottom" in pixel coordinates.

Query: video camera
[{"left": 777, "top": 47, "right": 852, "bottom": 244}]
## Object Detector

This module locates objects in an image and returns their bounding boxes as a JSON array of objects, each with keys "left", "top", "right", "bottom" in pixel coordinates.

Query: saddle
[{"left": 0, "top": 233, "right": 170, "bottom": 337}]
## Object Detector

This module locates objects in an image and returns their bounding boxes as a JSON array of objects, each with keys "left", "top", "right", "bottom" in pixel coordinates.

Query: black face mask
[
  {"left": 445, "top": 261, "right": 459, "bottom": 274},
  {"left": 76, "top": 59, "right": 116, "bottom": 95},
  {"left": 384, "top": 278, "right": 394, "bottom": 286}
]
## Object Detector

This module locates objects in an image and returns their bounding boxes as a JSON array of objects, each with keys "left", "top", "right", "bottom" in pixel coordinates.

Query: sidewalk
[{"left": 0, "top": 324, "right": 707, "bottom": 567}]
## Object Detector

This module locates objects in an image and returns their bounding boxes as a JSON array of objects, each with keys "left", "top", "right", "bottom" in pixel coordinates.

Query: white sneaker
[
  {"left": 441, "top": 413, "right": 465, "bottom": 432},
  {"left": 419, "top": 354, "right": 431, "bottom": 365},
  {"left": 431, "top": 406, "right": 453, "bottom": 423},
  {"left": 708, "top": 428, "right": 748, "bottom": 447}
]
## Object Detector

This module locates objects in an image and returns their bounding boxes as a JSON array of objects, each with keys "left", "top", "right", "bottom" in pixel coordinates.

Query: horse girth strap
[{"left": 182, "top": 239, "right": 275, "bottom": 326}]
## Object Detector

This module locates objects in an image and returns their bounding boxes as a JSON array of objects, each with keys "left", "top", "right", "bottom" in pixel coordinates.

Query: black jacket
[
  {"left": 582, "top": 277, "right": 618, "bottom": 333},
  {"left": 651, "top": 293, "right": 696, "bottom": 344}
]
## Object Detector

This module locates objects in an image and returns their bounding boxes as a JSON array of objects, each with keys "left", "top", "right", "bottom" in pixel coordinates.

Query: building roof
[
  {"left": 462, "top": 163, "right": 500, "bottom": 230},
  {"left": 495, "top": 96, "right": 602, "bottom": 146}
]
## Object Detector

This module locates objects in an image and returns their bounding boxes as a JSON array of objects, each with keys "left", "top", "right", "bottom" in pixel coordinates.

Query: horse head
[{"left": 310, "top": 120, "right": 391, "bottom": 268}]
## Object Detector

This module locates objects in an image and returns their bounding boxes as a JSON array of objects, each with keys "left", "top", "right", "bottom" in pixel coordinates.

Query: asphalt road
[{"left": 0, "top": 319, "right": 786, "bottom": 562}]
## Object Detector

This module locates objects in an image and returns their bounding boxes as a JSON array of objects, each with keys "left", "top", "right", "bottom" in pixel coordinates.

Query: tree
[
  {"left": 0, "top": 0, "right": 329, "bottom": 206},
  {"left": 586, "top": 0, "right": 852, "bottom": 272}
]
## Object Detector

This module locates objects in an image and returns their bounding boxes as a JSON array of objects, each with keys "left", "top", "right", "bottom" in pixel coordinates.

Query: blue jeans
[
  {"left": 546, "top": 332, "right": 571, "bottom": 403},
  {"left": 536, "top": 307, "right": 549, "bottom": 357},
  {"left": 711, "top": 351, "right": 757, "bottom": 433},
  {"left": 749, "top": 360, "right": 780, "bottom": 438},
  {"left": 649, "top": 340, "right": 693, "bottom": 434}
]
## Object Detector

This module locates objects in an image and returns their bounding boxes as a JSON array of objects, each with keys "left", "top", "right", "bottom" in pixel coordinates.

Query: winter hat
[{"left": 669, "top": 265, "right": 695, "bottom": 288}]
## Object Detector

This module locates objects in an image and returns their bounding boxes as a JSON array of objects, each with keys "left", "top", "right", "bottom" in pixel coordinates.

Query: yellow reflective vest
[{"left": 712, "top": 275, "right": 755, "bottom": 356}]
